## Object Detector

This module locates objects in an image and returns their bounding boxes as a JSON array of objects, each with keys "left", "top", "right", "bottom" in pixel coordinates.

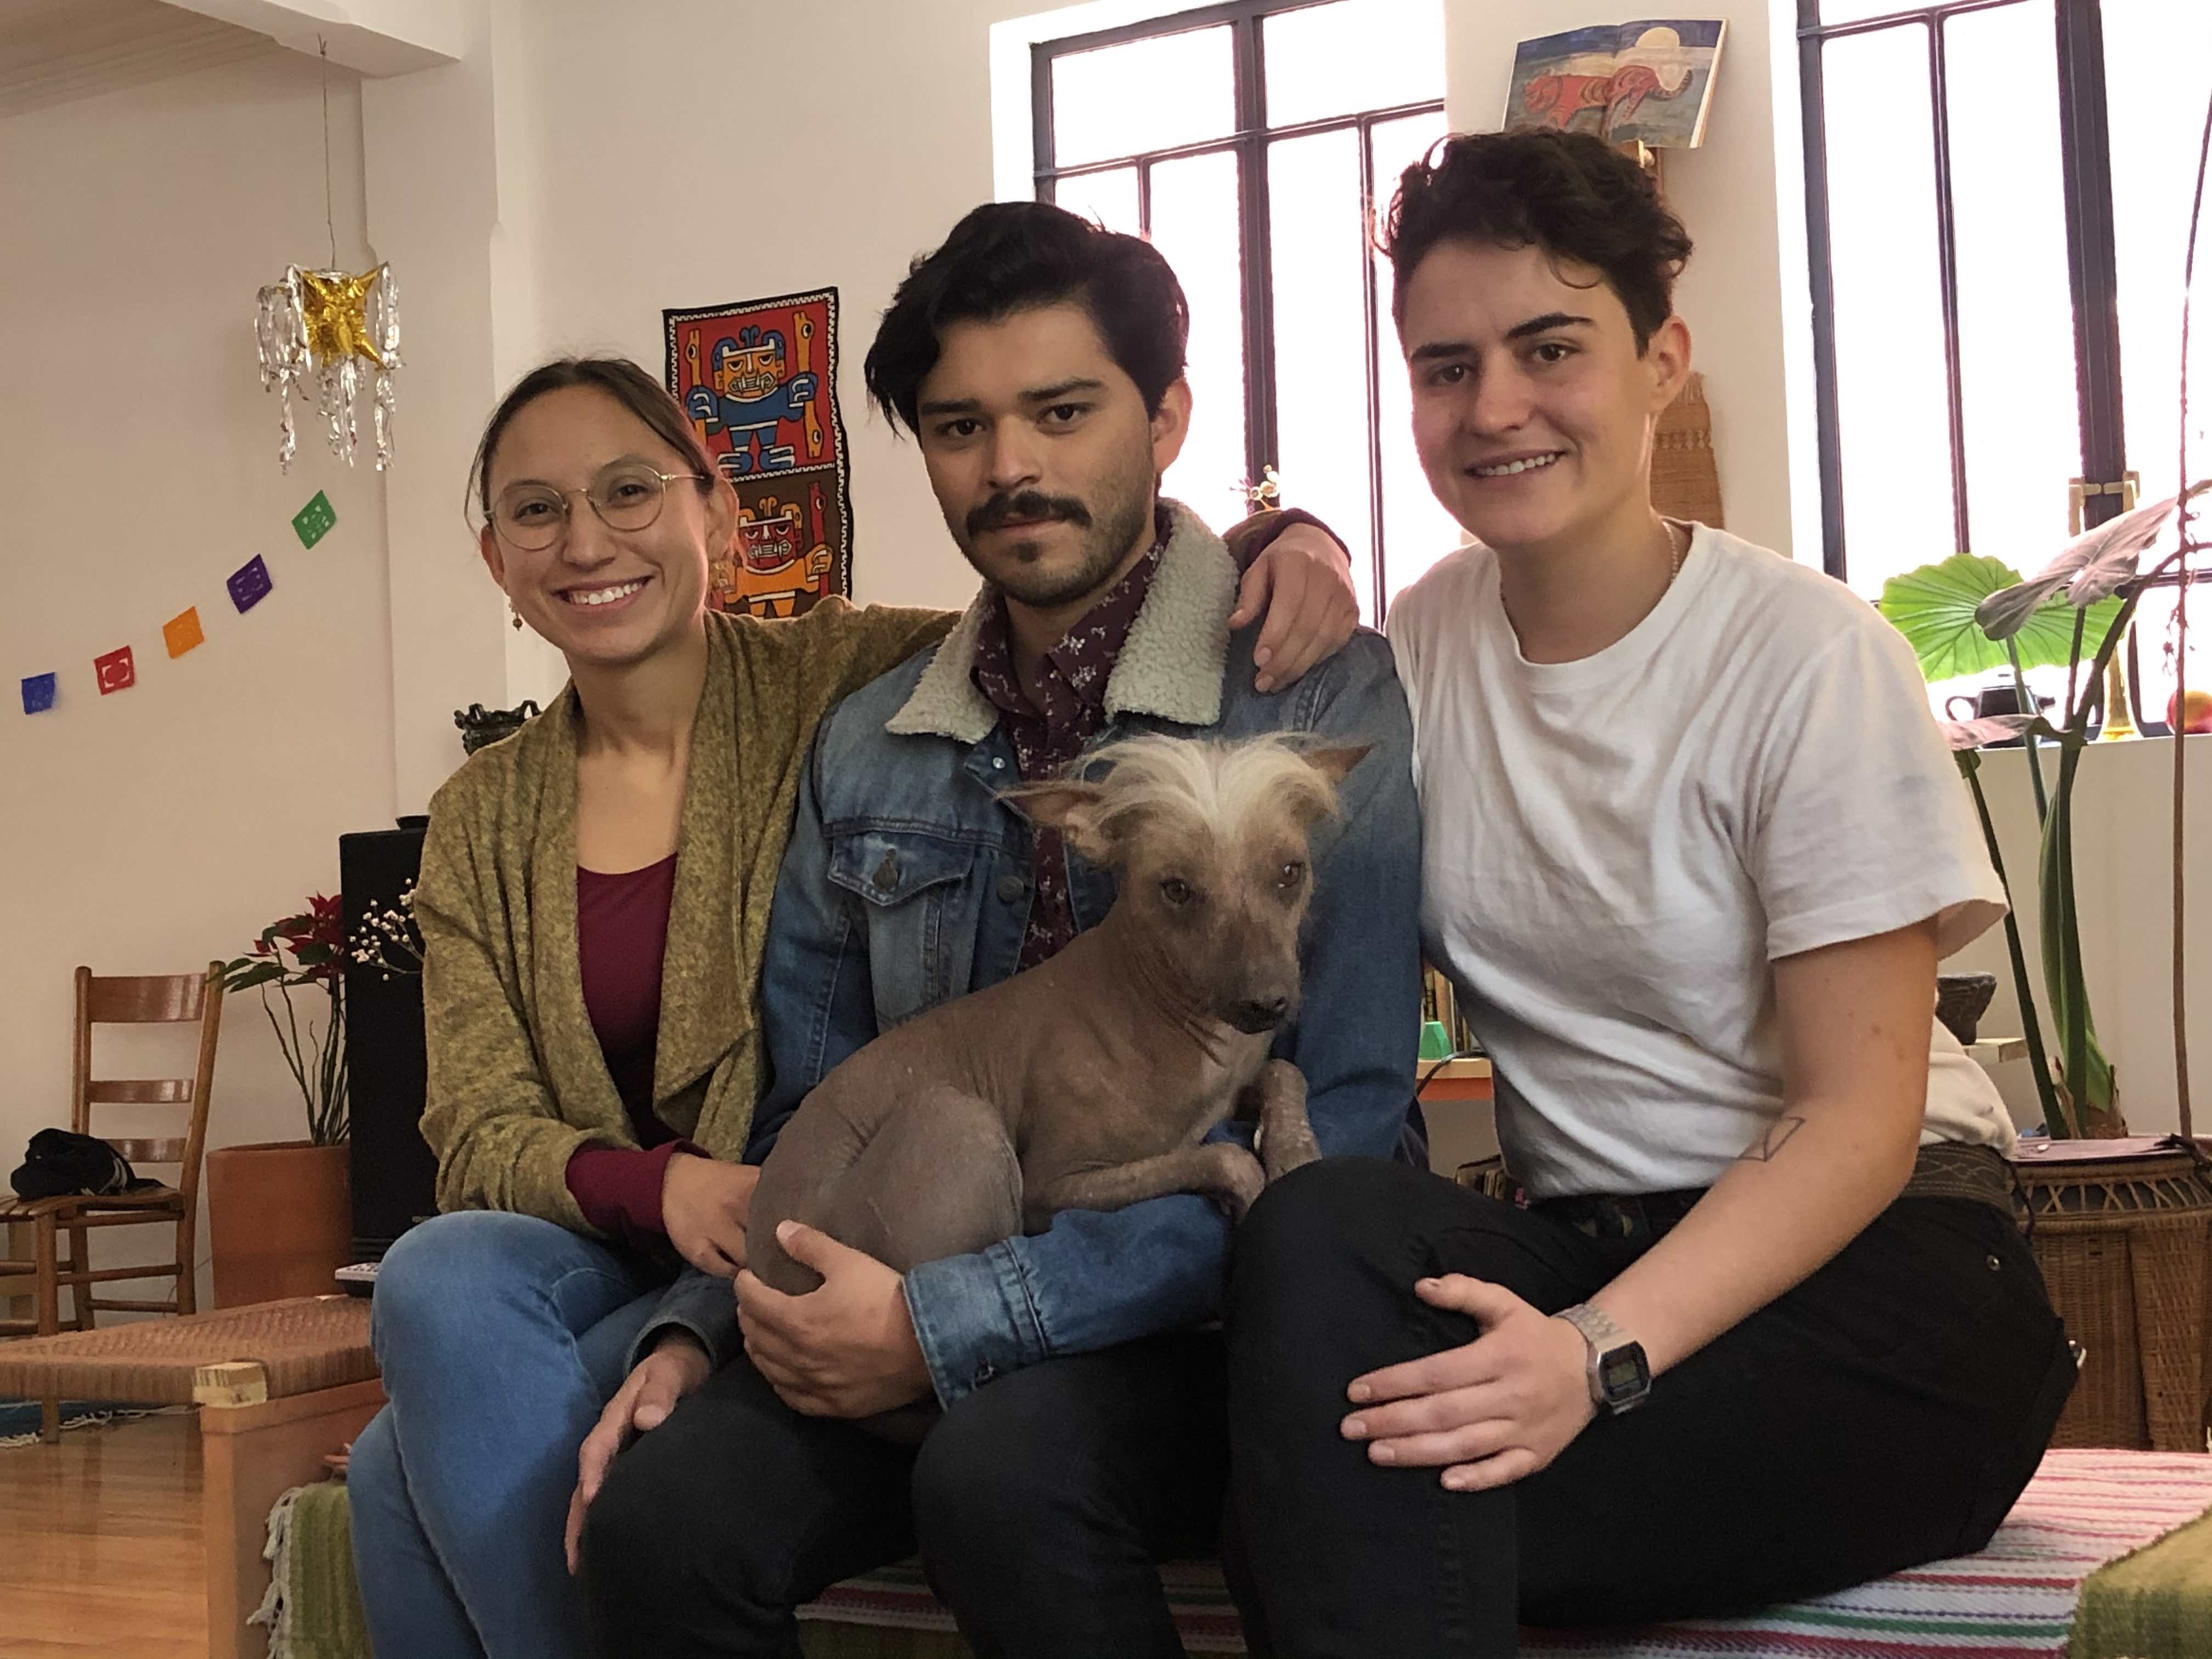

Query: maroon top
[
  {"left": 972, "top": 526, "right": 1165, "bottom": 969},
  {"left": 563, "top": 853, "right": 700, "bottom": 1245}
]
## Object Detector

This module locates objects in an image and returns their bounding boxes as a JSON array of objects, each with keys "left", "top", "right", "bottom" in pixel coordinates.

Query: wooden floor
[{"left": 2, "top": 1414, "right": 208, "bottom": 1658}]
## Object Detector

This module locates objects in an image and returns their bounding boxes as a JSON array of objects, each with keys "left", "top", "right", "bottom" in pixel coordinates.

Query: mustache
[{"left": 967, "top": 490, "right": 1091, "bottom": 539}]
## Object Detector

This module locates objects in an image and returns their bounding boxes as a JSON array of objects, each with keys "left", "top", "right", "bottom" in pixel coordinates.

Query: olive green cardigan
[{"left": 414, "top": 600, "right": 954, "bottom": 1232}]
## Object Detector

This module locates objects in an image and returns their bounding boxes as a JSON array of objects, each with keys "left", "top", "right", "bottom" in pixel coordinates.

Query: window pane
[
  {"left": 1053, "top": 166, "right": 1141, "bottom": 235},
  {"left": 2129, "top": 584, "right": 2212, "bottom": 735},
  {"left": 1818, "top": 1, "right": 1924, "bottom": 25},
  {"left": 1371, "top": 109, "right": 1462, "bottom": 611},
  {"left": 2102, "top": 1, "right": 2212, "bottom": 513},
  {"left": 1821, "top": 24, "right": 1957, "bottom": 595},
  {"left": 1268, "top": 127, "right": 1378, "bottom": 616},
  {"left": 1946, "top": 0, "right": 2080, "bottom": 576},
  {"left": 1263, "top": 0, "right": 1444, "bottom": 128},
  {"left": 1148, "top": 149, "right": 1250, "bottom": 531},
  {"left": 1050, "top": 26, "right": 1235, "bottom": 168}
]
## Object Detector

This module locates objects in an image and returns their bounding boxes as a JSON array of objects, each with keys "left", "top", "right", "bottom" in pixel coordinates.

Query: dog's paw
[
  {"left": 1259, "top": 1116, "right": 1321, "bottom": 1182},
  {"left": 1206, "top": 1144, "right": 1267, "bottom": 1221}
]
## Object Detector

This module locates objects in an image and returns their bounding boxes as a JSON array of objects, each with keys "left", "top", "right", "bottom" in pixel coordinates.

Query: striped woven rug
[{"left": 798, "top": 1449, "right": 2212, "bottom": 1657}]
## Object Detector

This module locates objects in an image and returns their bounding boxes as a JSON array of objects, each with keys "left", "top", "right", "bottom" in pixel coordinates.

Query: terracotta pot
[{"left": 205, "top": 1139, "right": 352, "bottom": 1308}]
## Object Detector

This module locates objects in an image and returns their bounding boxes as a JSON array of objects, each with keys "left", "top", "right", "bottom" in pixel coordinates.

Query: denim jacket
[{"left": 640, "top": 503, "right": 1424, "bottom": 1402}]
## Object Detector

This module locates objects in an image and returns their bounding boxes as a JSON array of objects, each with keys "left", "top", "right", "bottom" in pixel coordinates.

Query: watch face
[{"left": 1598, "top": 1341, "right": 1650, "bottom": 1404}]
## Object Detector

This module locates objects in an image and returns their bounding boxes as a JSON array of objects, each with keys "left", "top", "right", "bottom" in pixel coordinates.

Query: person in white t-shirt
[{"left": 1223, "top": 129, "right": 2076, "bottom": 1656}]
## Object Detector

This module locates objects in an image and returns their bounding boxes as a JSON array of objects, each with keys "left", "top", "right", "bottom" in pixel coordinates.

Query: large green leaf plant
[{"left": 1878, "top": 486, "right": 2203, "bottom": 1137}]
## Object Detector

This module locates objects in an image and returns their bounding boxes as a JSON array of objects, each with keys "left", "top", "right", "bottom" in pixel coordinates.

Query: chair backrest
[{"left": 71, "top": 964, "right": 224, "bottom": 1205}]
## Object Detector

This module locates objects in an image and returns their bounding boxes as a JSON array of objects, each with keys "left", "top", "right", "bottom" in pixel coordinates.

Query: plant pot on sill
[
  {"left": 2009, "top": 1135, "right": 2212, "bottom": 1452},
  {"left": 205, "top": 1139, "right": 352, "bottom": 1308}
]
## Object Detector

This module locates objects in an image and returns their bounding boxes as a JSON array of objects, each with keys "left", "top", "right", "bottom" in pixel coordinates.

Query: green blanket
[
  {"left": 258, "top": 1481, "right": 371, "bottom": 1659},
  {"left": 2070, "top": 1504, "right": 2212, "bottom": 1659}
]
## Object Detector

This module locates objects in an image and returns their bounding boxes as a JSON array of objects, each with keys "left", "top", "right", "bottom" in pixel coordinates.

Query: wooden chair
[{"left": 1, "top": 964, "right": 223, "bottom": 1438}]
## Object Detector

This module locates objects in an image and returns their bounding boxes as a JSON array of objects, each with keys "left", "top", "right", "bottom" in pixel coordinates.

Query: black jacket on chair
[{"left": 9, "top": 1128, "right": 156, "bottom": 1201}]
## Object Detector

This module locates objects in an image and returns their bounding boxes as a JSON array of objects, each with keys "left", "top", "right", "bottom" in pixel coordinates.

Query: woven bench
[
  {"left": 250, "top": 1444, "right": 2212, "bottom": 1659},
  {"left": 0, "top": 1295, "right": 381, "bottom": 1659},
  {"left": 12, "top": 1298, "right": 2209, "bottom": 1659}
]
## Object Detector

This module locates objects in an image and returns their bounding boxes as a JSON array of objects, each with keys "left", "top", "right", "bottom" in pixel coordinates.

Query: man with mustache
[{"left": 569, "top": 201, "right": 1423, "bottom": 1658}]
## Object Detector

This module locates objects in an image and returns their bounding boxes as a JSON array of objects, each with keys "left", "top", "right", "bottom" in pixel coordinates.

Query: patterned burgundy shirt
[{"left": 971, "top": 527, "right": 1166, "bottom": 969}]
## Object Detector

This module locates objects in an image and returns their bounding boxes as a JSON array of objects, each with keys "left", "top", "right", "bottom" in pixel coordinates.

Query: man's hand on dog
[
  {"left": 736, "top": 1221, "right": 933, "bottom": 1418},
  {"left": 565, "top": 1330, "right": 711, "bottom": 1575}
]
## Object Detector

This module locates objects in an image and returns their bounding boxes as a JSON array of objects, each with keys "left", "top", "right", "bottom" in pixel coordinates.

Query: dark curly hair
[
  {"left": 865, "top": 201, "right": 1190, "bottom": 436},
  {"left": 1381, "top": 129, "right": 1693, "bottom": 352}
]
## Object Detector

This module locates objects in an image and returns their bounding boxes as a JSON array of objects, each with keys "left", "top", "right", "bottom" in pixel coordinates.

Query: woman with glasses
[{"left": 341, "top": 356, "right": 1357, "bottom": 1659}]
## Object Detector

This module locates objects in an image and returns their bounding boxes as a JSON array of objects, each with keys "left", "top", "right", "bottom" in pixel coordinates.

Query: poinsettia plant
[{"left": 219, "top": 895, "right": 348, "bottom": 1146}]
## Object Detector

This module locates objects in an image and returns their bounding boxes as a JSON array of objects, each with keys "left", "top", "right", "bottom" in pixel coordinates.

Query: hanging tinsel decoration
[
  {"left": 253, "top": 37, "right": 402, "bottom": 471},
  {"left": 257, "top": 262, "right": 400, "bottom": 470}
]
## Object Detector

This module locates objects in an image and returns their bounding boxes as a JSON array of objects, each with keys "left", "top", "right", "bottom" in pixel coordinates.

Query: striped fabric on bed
[{"left": 798, "top": 1449, "right": 2212, "bottom": 1658}]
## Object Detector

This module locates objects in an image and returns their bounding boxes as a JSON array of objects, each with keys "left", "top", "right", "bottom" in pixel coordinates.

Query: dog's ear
[
  {"left": 1003, "top": 779, "right": 1118, "bottom": 865},
  {"left": 1299, "top": 744, "right": 1370, "bottom": 789}
]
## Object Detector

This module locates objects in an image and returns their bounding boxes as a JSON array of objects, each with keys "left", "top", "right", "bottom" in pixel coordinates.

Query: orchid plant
[{"left": 1879, "top": 487, "right": 2203, "bottom": 1138}]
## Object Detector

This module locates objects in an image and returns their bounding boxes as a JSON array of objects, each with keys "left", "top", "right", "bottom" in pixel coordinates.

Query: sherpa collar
[{"left": 885, "top": 499, "right": 1237, "bottom": 743}]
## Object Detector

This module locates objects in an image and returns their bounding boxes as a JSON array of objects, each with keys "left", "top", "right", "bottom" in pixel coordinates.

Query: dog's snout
[{"left": 1228, "top": 995, "right": 1289, "bottom": 1034}]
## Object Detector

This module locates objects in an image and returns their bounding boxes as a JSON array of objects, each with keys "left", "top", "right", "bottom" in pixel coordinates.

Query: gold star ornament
[{"left": 256, "top": 262, "right": 402, "bottom": 471}]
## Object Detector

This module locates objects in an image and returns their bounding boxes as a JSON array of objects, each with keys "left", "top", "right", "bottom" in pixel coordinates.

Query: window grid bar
[
  {"left": 1033, "top": 0, "right": 1339, "bottom": 63},
  {"left": 1797, "top": 0, "right": 1849, "bottom": 577},
  {"left": 1357, "top": 114, "right": 1390, "bottom": 622},
  {"left": 1036, "top": 96, "right": 1448, "bottom": 186},
  {"left": 1035, "top": 2, "right": 1444, "bottom": 569},
  {"left": 2048, "top": 0, "right": 2146, "bottom": 725},
  {"left": 1799, "top": 0, "right": 2025, "bottom": 43},
  {"left": 1928, "top": 18, "right": 1973, "bottom": 557},
  {"left": 1798, "top": 0, "right": 2166, "bottom": 734},
  {"left": 1233, "top": 10, "right": 1280, "bottom": 490}
]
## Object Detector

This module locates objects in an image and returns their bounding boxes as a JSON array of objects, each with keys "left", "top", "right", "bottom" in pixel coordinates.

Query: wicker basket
[
  {"left": 1651, "top": 372, "right": 1723, "bottom": 531},
  {"left": 2011, "top": 1137, "right": 2212, "bottom": 1452}
]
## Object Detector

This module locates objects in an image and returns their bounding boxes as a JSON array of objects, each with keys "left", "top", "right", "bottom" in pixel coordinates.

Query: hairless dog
[{"left": 745, "top": 735, "right": 1366, "bottom": 1309}]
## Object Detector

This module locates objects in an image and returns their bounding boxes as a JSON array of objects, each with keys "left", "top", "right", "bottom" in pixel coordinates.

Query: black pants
[
  {"left": 1224, "top": 1158, "right": 2078, "bottom": 1658},
  {"left": 577, "top": 1330, "right": 1228, "bottom": 1658}
]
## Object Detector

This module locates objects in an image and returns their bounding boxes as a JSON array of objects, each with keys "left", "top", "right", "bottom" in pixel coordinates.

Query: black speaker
[{"left": 341, "top": 820, "right": 438, "bottom": 1259}]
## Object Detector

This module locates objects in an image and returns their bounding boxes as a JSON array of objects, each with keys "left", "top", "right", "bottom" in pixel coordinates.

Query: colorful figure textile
[{"left": 664, "top": 290, "right": 854, "bottom": 619}]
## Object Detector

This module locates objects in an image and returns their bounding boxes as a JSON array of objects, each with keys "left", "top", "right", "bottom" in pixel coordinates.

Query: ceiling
[{"left": 0, "top": 0, "right": 279, "bottom": 121}]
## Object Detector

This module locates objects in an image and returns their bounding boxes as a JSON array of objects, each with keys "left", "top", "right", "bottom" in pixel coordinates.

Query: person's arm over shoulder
[
  {"left": 783, "top": 596, "right": 958, "bottom": 705},
  {"left": 900, "top": 633, "right": 1421, "bottom": 1405},
  {"left": 415, "top": 774, "right": 597, "bottom": 1231},
  {"left": 628, "top": 715, "right": 885, "bottom": 1370}
]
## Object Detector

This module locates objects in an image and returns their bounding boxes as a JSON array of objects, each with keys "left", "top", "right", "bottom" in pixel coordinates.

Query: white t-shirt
[{"left": 1387, "top": 525, "right": 2016, "bottom": 1200}]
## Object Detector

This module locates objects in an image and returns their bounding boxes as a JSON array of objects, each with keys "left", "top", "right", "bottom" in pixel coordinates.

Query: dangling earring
[{"left": 509, "top": 600, "right": 523, "bottom": 631}]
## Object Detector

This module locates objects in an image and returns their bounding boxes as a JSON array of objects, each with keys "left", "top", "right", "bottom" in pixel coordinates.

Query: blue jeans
[{"left": 347, "top": 1210, "right": 669, "bottom": 1659}]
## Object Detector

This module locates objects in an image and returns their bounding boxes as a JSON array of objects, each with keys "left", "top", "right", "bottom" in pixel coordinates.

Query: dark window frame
[
  {"left": 1032, "top": 0, "right": 1444, "bottom": 618},
  {"left": 1797, "top": 0, "right": 2177, "bottom": 732}
]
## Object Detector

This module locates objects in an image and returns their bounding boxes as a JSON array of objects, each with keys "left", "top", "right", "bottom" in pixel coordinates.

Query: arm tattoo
[{"left": 1737, "top": 1116, "right": 1806, "bottom": 1163}]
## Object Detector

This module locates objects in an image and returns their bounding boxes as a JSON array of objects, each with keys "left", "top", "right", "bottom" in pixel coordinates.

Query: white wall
[
  {"left": 0, "top": 50, "right": 399, "bottom": 1302},
  {"left": 1946, "top": 735, "right": 2212, "bottom": 1140}
]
